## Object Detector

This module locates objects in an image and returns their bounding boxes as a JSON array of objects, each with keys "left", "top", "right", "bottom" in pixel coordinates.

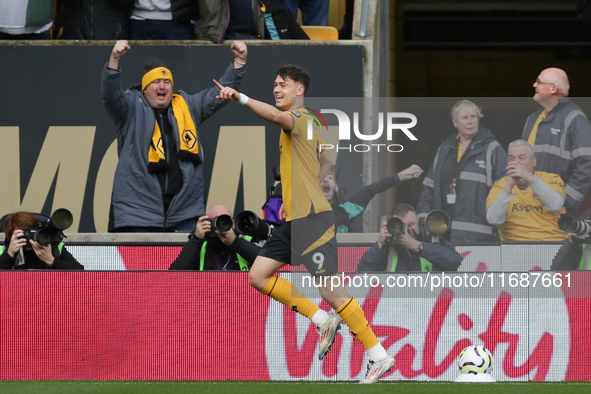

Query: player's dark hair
[
  {"left": 390, "top": 203, "right": 416, "bottom": 219},
  {"left": 277, "top": 64, "right": 310, "bottom": 96}
]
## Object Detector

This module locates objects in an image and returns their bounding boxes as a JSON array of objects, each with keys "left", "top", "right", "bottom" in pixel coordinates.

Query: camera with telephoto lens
[
  {"left": 422, "top": 210, "right": 450, "bottom": 244},
  {"left": 204, "top": 214, "right": 234, "bottom": 237},
  {"left": 385, "top": 209, "right": 450, "bottom": 246},
  {"left": 557, "top": 213, "right": 591, "bottom": 243},
  {"left": 21, "top": 208, "right": 74, "bottom": 247},
  {"left": 235, "top": 210, "right": 276, "bottom": 241}
]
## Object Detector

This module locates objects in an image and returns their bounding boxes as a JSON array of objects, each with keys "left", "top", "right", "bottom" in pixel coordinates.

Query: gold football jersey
[{"left": 279, "top": 107, "right": 332, "bottom": 221}]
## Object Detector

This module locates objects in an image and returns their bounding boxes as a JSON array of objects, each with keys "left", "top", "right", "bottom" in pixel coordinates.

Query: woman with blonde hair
[{"left": 417, "top": 100, "right": 508, "bottom": 243}]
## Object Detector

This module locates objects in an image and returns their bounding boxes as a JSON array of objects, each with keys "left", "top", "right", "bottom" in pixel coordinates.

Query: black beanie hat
[{"left": 144, "top": 57, "right": 167, "bottom": 73}]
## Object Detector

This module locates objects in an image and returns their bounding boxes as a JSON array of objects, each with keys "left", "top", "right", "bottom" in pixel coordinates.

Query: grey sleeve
[
  {"left": 101, "top": 64, "right": 133, "bottom": 137},
  {"left": 529, "top": 175, "right": 565, "bottom": 212},
  {"left": 486, "top": 189, "right": 514, "bottom": 225},
  {"left": 564, "top": 114, "right": 591, "bottom": 213},
  {"left": 188, "top": 63, "right": 246, "bottom": 125}
]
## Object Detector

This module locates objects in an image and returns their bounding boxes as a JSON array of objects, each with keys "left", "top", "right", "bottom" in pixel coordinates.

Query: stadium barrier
[{"left": 61, "top": 239, "right": 560, "bottom": 272}]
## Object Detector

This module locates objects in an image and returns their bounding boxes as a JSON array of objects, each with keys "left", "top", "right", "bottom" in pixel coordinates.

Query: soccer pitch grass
[{"left": 0, "top": 381, "right": 590, "bottom": 394}]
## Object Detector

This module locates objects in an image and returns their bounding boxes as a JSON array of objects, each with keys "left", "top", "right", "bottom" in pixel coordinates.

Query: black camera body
[
  {"left": 204, "top": 214, "right": 233, "bottom": 233},
  {"left": 22, "top": 228, "right": 52, "bottom": 246}
]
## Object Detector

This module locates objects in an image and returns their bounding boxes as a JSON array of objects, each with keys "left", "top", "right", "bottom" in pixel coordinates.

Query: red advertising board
[{"left": 1, "top": 271, "right": 588, "bottom": 381}]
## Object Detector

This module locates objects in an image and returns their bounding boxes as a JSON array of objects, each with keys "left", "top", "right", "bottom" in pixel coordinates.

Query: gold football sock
[
  {"left": 337, "top": 298, "right": 379, "bottom": 350},
  {"left": 262, "top": 276, "right": 319, "bottom": 320}
]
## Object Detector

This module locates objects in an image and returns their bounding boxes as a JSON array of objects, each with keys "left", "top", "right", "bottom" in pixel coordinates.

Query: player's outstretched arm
[{"left": 213, "top": 79, "right": 293, "bottom": 131}]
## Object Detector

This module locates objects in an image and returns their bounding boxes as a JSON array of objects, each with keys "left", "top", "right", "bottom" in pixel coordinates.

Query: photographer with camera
[
  {"left": 168, "top": 205, "right": 261, "bottom": 271},
  {"left": 550, "top": 214, "right": 591, "bottom": 270},
  {"left": 358, "top": 204, "right": 462, "bottom": 272},
  {"left": 0, "top": 211, "right": 84, "bottom": 270}
]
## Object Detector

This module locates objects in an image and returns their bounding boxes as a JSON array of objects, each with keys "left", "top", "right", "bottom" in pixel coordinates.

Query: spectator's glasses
[{"left": 535, "top": 78, "right": 554, "bottom": 85}]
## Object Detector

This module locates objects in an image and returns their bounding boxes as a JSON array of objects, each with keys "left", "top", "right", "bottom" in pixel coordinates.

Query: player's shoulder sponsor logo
[{"left": 289, "top": 110, "right": 301, "bottom": 118}]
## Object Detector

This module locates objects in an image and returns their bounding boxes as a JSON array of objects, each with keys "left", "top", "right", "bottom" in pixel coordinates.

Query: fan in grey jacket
[
  {"left": 101, "top": 40, "right": 247, "bottom": 232},
  {"left": 417, "top": 100, "right": 507, "bottom": 243}
]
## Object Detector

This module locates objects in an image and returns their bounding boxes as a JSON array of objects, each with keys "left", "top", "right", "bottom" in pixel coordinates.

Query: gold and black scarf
[{"left": 148, "top": 95, "right": 201, "bottom": 172}]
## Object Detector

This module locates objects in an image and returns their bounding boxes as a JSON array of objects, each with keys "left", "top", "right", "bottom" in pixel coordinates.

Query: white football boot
[
  {"left": 317, "top": 313, "right": 342, "bottom": 360},
  {"left": 359, "top": 356, "right": 395, "bottom": 384}
]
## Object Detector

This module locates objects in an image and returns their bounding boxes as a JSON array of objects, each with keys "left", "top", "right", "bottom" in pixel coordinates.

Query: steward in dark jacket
[
  {"left": 418, "top": 127, "right": 507, "bottom": 243},
  {"left": 522, "top": 97, "right": 591, "bottom": 215}
]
